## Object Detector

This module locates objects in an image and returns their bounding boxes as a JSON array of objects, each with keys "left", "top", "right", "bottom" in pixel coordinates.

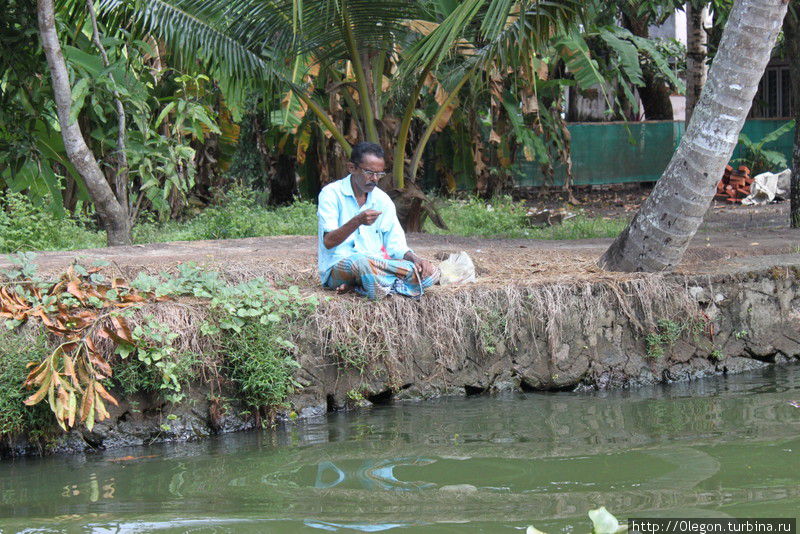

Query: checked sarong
[{"left": 323, "top": 254, "right": 440, "bottom": 300}]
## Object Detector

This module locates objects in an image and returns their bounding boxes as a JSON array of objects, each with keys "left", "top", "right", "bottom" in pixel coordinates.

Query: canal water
[{"left": 1, "top": 365, "right": 799, "bottom": 533}]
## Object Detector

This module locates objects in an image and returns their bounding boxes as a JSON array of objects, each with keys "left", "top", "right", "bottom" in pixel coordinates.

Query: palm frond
[{"left": 96, "top": 0, "right": 279, "bottom": 86}]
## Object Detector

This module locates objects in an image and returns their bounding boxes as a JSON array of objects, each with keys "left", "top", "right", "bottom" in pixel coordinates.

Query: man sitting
[{"left": 317, "top": 142, "right": 439, "bottom": 299}]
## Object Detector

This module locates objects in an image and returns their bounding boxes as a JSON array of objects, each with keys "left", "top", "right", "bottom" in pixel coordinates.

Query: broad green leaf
[
  {"left": 554, "top": 33, "right": 604, "bottom": 91},
  {"left": 154, "top": 101, "right": 177, "bottom": 130},
  {"left": 630, "top": 35, "right": 685, "bottom": 93},
  {"left": 756, "top": 120, "right": 795, "bottom": 148},
  {"left": 598, "top": 27, "right": 643, "bottom": 86},
  {"left": 68, "top": 78, "right": 91, "bottom": 123}
]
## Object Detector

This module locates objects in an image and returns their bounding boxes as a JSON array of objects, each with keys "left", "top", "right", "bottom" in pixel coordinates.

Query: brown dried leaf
[
  {"left": 67, "top": 279, "right": 86, "bottom": 304},
  {"left": 120, "top": 293, "right": 146, "bottom": 304},
  {"left": 94, "top": 381, "right": 119, "bottom": 407},
  {"left": 433, "top": 104, "right": 455, "bottom": 133},
  {"left": 67, "top": 391, "right": 76, "bottom": 427},
  {"left": 404, "top": 19, "right": 438, "bottom": 36},
  {"left": 111, "top": 278, "right": 129, "bottom": 289},
  {"left": 94, "top": 395, "right": 110, "bottom": 421},
  {"left": 24, "top": 372, "right": 52, "bottom": 406},
  {"left": 85, "top": 338, "right": 113, "bottom": 378},
  {"left": 80, "top": 381, "right": 95, "bottom": 422},
  {"left": 434, "top": 84, "right": 448, "bottom": 106},
  {"left": 25, "top": 361, "right": 49, "bottom": 386},
  {"left": 110, "top": 316, "right": 134, "bottom": 344},
  {"left": 522, "top": 96, "right": 539, "bottom": 114}
]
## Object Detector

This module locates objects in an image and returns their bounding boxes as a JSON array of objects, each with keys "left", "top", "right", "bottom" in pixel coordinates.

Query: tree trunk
[
  {"left": 621, "top": 12, "right": 674, "bottom": 120},
  {"left": 685, "top": 3, "right": 709, "bottom": 124},
  {"left": 270, "top": 153, "right": 297, "bottom": 206},
  {"left": 638, "top": 76, "right": 675, "bottom": 120},
  {"left": 37, "top": 0, "right": 131, "bottom": 246},
  {"left": 599, "top": 0, "right": 788, "bottom": 272},
  {"left": 786, "top": 11, "right": 800, "bottom": 228}
]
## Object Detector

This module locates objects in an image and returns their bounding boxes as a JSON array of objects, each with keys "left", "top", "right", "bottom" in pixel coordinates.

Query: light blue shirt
[{"left": 317, "top": 175, "right": 411, "bottom": 283}]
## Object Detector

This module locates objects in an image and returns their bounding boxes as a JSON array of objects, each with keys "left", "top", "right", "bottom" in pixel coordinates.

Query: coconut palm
[
  {"left": 785, "top": 7, "right": 800, "bottom": 228},
  {"left": 599, "top": 0, "right": 789, "bottom": 272}
]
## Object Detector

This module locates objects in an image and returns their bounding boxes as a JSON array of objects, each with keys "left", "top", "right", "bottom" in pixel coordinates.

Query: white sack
[{"left": 742, "top": 169, "right": 792, "bottom": 205}]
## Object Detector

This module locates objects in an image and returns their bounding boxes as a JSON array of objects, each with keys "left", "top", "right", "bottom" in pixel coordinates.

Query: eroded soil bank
[
  {"left": 1, "top": 233, "right": 798, "bottom": 456},
  {"left": 292, "top": 255, "right": 800, "bottom": 415}
]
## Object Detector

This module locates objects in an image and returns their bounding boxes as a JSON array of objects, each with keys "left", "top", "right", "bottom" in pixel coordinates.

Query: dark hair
[{"left": 350, "top": 142, "right": 385, "bottom": 165}]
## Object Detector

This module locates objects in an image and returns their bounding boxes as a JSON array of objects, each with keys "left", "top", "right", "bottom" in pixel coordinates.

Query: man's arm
[
  {"left": 404, "top": 250, "right": 436, "bottom": 278},
  {"left": 379, "top": 200, "right": 436, "bottom": 278},
  {"left": 323, "top": 209, "right": 381, "bottom": 249}
]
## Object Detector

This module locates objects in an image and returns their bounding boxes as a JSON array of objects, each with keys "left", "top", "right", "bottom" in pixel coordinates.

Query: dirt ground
[
  {"left": 4, "top": 203, "right": 797, "bottom": 293},
  {"left": 518, "top": 183, "right": 792, "bottom": 232}
]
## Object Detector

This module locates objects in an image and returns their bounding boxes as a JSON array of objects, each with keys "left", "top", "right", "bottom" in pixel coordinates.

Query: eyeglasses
[{"left": 356, "top": 165, "right": 387, "bottom": 179}]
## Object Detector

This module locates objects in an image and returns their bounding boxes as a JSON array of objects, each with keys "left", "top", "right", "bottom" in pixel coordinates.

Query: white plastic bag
[
  {"left": 742, "top": 168, "right": 792, "bottom": 205},
  {"left": 438, "top": 251, "right": 476, "bottom": 285}
]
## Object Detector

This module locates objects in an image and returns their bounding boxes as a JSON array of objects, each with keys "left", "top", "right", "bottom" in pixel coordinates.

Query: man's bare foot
[{"left": 335, "top": 283, "right": 354, "bottom": 294}]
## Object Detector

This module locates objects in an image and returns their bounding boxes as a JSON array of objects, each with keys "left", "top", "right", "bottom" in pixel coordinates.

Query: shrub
[
  {"left": 0, "top": 192, "right": 101, "bottom": 253},
  {"left": 132, "top": 191, "right": 318, "bottom": 243},
  {"left": 221, "top": 322, "right": 301, "bottom": 409},
  {"left": 0, "top": 328, "right": 54, "bottom": 438}
]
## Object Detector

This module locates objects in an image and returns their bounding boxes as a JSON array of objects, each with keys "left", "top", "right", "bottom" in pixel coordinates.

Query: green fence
[{"left": 431, "top": 119, "right": 794, "bottom": 190}]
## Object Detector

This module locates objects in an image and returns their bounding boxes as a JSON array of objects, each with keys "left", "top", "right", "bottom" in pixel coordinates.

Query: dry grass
[
  {"left": 4, "top": 256, "right": 704, "bottom": 399},
  {"left": 304, "top": 275, "right": 701, "bottom": 384}
]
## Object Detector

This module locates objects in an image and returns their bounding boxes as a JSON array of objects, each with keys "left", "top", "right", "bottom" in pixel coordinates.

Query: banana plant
[{"left": 92, "top": 0, "right": 588, "bottom": 229}]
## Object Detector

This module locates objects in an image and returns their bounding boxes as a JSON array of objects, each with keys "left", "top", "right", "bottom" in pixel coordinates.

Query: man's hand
[
  {"left": 323, "top": 209, "right": 382, "bottom": 249},
  {"left": 404, "top": 251, "right": 436, "bottom": 279},
  {"left": 354, "top": 209, "right": 381, "bottom": 226}
]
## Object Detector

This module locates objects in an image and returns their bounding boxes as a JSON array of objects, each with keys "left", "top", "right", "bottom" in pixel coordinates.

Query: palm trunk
[
  {"left": 408, "top": 70, "right": 473, "bottom": 181},
  {"left": 340, "top": 5, "right": 379, "bottom": 144},
  {"left": 785, "top": 11, "right": 800, "bottom": 228},
  {"left": 685, "top": 3, "right": 709, "bottom": 124},
  {"left": 599, "top": 0, "right": 788, "bottom": 272},
  {"left": 37, "top": 0, "right": 131, "bottom": 246}
]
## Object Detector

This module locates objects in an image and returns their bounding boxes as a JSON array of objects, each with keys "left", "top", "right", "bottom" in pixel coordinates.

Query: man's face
[{"left": 348, "top": 154, "right": 385, "bottom": 196}]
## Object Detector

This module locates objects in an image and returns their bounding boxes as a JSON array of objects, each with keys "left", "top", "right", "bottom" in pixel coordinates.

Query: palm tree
[
  {"left": 94, "top": 0, "right": 586, "bottom": 228},
  {"left": 684, "top": 1, "right": 709, "bottom": 124},
  {"left": 785, "top": 7, "right": 800, "bottom": 228},
  {"left": 599, "top": 0, "right": 789, "bottom": 272}
]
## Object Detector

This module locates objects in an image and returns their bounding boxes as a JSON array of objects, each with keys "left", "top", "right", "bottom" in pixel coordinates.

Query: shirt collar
[
  {"left": 342, "top": 174, "right": 375, "bottom": 206},
  {"left": 342, "top": 175, "right": 355, "bottom": 197}
]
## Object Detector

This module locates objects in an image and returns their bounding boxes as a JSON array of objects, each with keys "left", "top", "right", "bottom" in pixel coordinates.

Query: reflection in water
[
  {"left": 0, "top": 365, "right": 799, "bottom": 533},
  {"left": 305, "top": 520, "right": 418, "bottom": 531},
  {"left": 315, "top": 458, "right": 437, "bottom": 491}
]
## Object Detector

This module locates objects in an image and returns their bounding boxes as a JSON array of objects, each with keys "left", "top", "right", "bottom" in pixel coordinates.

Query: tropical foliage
[{"left": 1, "top": 0, "right": 687, "bottom": 241}]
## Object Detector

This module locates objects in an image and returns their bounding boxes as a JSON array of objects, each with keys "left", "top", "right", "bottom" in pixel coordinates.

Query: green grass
[
  {"left": 424, "top": 196, "right": 629, "bottom": 240},
  {"left": 0, "top": 192, "right": 103, "bottom": 253},
  {"left": 0, "top": 329, "right": 55, "bottom": 438},
  {"left": 221, "top": 322, "right": 301, "bottom": 409},
  {"left": 1, "top": 191, "right": 627, "bottom": 255},
  {"left": 133, "top": 199, "right": 317, "bottom": 243}
]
